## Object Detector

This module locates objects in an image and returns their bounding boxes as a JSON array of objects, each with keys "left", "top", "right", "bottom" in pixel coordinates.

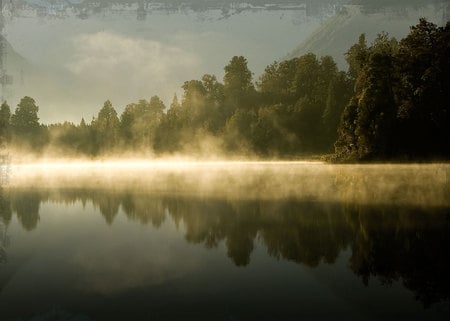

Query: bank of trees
[
  {"left": 0, "top": 19, "right": 448, "bottom": 160},
  {"left": 1, "top": 54, "right": 350, "bottom": 157},
  {"left": 335, "top": 19, "right": 450, "bottom": 161}
]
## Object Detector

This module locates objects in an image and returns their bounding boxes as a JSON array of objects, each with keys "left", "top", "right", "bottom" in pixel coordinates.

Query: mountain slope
[
  {"left": 287, "top": 4, "right": 446, "bottom": 68},
  {"left": 0, "top": 35, "right": 34, "bottom": 99}
]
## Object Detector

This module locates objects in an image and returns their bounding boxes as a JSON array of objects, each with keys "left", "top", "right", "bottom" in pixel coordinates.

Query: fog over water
[
  {"left": 1, "top": 2, "right": 449, "bottom": 320},
  {"left": 7, "top": 161, "right": 450, "bottom": 207},
  {"left": 1, "top": 162, "right": 449, "bottom": 320}
]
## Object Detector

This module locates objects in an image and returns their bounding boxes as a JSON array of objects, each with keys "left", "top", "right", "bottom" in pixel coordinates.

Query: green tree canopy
[
  {"left": 10, "top": 96, "right": 47, "bottom": 149},
  {"left": 335, "top": 19, "right": 449, "bottom": 161},
  {"left": 93, "top": 100, "right": 120, "bottom": 152},
  {"left": 11, "top": 96, "right": 40, "bottom": 136},
  {"left": 0, "top": 101, "right": 11, "bottom": 147},
  {"left": 223, "top": 56, "right": 256, "bottom": 115},
  {"left": 395, "top": 19, "right": 450, "bottom": 157}
]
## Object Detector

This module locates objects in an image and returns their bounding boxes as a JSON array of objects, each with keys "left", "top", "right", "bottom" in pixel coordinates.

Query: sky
[
  {"left": 1, "top": 0, "right": 447, "bottom": 123},
  {"left": 2, "top": 3, "right": 325, "bottom": 123}
]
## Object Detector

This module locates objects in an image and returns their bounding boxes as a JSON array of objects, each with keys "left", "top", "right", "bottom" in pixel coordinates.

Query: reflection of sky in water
[
  {"left": 0, "top": 163, "right": 449, "bottom": 319},
  {"left": 1, "top": 196, "right": 449, "bottom": 320}
]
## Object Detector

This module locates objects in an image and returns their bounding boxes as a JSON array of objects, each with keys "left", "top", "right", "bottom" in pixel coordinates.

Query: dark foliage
[{"left": 1, "top": 19, "right": 448, "bottom": 161}]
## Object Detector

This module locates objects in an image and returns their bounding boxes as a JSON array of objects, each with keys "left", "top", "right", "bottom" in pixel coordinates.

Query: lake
[{"left": 0, "top": 162, "right": 449, "bottom": 320}]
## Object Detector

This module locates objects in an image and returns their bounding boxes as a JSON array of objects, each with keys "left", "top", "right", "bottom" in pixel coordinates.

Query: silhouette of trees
[
  {"left": 1, "top": 187, "right": 449, "bottom": 307},
  {"left": 92, "top": 100, "right": 120, "bottom": 153},
  {"left": 395, "top": 19, "right": 450, "bottom": 158},
  {"left": 154, "top": 94, "right": 184, "bottom": 152},
  {"left": 0, "top": 102, "right": 11, "bottom": 147},
  {"left": 347, "top": 205, "right": 450, "bottom": 307},
  {"left": 2, "top": 19, "right": 448, "bottom": 160},
  {"left": 95, "top": 192, "right": 120, "bottom": 225},
  {"left": 11, "top": 191, "right": 41, "bottom": 231},
  {"left": 155, "top": 74, "right": 226, "bottom": 153},
  {"left": 120, "top": 96, "right": 165, "bottom": 150},
  {"left": 0, "top": 189, "right": 12, "bottom": 225},
  {"left": 256, "top": 53, "right": 352, "bottom": 154},
  {"left": 11, "top": 97, "right": 40, "bottom": 135},
  {"left": 10, "top": 96, "right": 47, "bottom": 150},
  {"left": 224, "top": 56, "right": 256, "bottom": 116},
  {"left": 335, "top": 20, "right": 450, "bottom": 161},
  {"left": 336, "top": 34, "right": 399, "bottom": 160}
]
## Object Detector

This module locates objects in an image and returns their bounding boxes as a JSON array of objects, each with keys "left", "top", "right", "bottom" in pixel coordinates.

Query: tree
[
  {"left": 336, "top": 20, "right": 450, "bottom": 161},
  {"left": 0, "top": 189, "right": 12, "bottom": 226},
  {"left": 258, "top": 58, "right": 299, "bottom": 106},
  {"left": 0, "top": 101, "right": 11, "bottom": 147},
  {"left": 120, "top": 96, "right": 165, "bottom": 150},
  {"left": 223, "top": 109, "right": 256, "bottom": 152},
  {"left": 322, "top": 71, "right": 352, "bottom": 147},
  {"left": 12, "top": 191, "right": 41, "bottom": 231},
  {"left": 10, "top": 96, "right": 46, "bottom": 149},
  {"left": 224, "top": 56, "right": 253, "bottom": 95},
  {"left": 148, "top": 95, "right": 165, "bottom": 114},
  {"left": 334, "top": 33, "right": 399, "bottom": 160},
  {"left": 201, "top": 74, "right": 226, "bottom": 133},
  {"left": 346, "top": 34, "right": 368, "bottom": 82},
  {"left": 334, "top": 98, "right": 359, "bottom": 160},
  {"left": 354, "top": 49, "right": 397, "bottom": 159},
  {"left": 250, "top": 105, "right": 295, "bottom": 155},
  {"left": 396, "top": 19, "right": 450, "bottom": 157},
  {"left": 93, "top": 100, "right": 120, "bottom": 152},
  {"left": 181, "top": 79, "right": 208, "bottom": 129},
  {"left": 179, "top": 75, "right": 225, "bottom": 134},
  {"left": 223, "top": 56, "right": 256, "bottom": 115},
  {"left": 47, "top": 121, "right": 80, "bottom": 153},
  {"left": 154, "top": 94, "right": 184, "bottom": 153},
  {"left": 11, "top": 96, "right": 40, "bottom": 136},
  {"left": 77, "top": 117, "right": 94, "bottom": 155}
]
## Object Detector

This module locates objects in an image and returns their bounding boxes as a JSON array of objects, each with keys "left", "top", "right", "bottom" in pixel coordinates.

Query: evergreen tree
[
  {"left": 10, "top": 96, "right": 46, "bottom": 149},
  {"left": 154, "top": 94, "right": 184, "bottom": 152},
  {"left": 0, "top": 101, "right": 11, "bottom": 147},
  {"left": 93, "top": 100, "right": 120, "bottom": 152},
  {"left": 11, "top": 96, "right": 40, "bottom": 137},
  {"left": 223, "top": 56, "right": 256, "bottom": 116},
  {"left": 396, "top": 19, "right": 450, "bottom": 157}
]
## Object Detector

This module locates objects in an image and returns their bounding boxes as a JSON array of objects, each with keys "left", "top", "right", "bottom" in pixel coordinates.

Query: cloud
[{"left": 65, "top": 31, "right": 199, "bottom": 102}]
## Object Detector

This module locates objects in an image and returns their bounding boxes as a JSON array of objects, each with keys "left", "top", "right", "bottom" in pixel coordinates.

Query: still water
[{"left": 0, "top": 162, "right": 449, "bottom": 320}]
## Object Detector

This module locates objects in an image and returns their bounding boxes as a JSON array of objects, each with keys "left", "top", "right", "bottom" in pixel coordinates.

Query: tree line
[
  {"left": 335, "top": 19, "right": 450, "bottom": 161},
  {"left": 0, "top": 19, "right": 448, "bottom": 161},
  {"left": 1, "top": 187, "right": 449, "bottom": 307}
]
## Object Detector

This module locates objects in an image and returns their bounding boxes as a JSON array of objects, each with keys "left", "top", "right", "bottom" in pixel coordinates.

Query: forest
[{"left": 0, "top": 19, "right": 449, "bottom": 161}]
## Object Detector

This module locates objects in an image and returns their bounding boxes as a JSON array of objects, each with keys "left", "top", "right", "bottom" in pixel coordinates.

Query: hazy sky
[
  {"left": 3, "top": 7, "right": 323, "bottom": 123},
  {"left": 2, "top": 1, "right": 446, "bottom": 123}
]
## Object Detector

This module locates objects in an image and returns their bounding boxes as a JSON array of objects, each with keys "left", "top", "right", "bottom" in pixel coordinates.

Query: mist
[
  {"left": 3, "top": 4, "right": 322, "bottom": 123},
  {"left": 2, "top": 1, "right": 445, "bottom": 123},
  {"left": 1, "top": 3, "right": 450, "bottom": 319},
  {"left": 4, "top": 161, "right": 448, "bottom": 207}
]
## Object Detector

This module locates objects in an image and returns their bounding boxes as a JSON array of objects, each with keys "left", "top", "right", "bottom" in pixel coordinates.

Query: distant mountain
[
  {"left": 9, "top": 1, "right": 344, "bottom": 19},
  {"left": 0, "top": 35, "right": 33, "bottom": 99},
  {"left": 286, "top": 3, "right": 447, "bottom": 69}
]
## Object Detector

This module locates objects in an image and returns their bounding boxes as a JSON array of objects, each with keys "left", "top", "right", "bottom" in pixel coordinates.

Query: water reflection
[
  {"left": 0, "top": 186, "right": 449, "bottom": 310},
  {"left": 10, "top": 162, "right": 450, "bottom": 206}
]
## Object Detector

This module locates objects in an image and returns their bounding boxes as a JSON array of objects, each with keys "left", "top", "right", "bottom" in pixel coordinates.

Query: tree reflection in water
[{"left": 0, "top": 187, "right": 449, "bottom": 308}]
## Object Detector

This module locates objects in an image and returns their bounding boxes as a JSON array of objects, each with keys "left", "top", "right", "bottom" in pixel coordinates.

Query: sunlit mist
[
  {"left": 1, "top": 2, "right": 449, "bottom": 320},
  {"left": 5, "top": 160, "right": 448, "bottom": 207}
]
